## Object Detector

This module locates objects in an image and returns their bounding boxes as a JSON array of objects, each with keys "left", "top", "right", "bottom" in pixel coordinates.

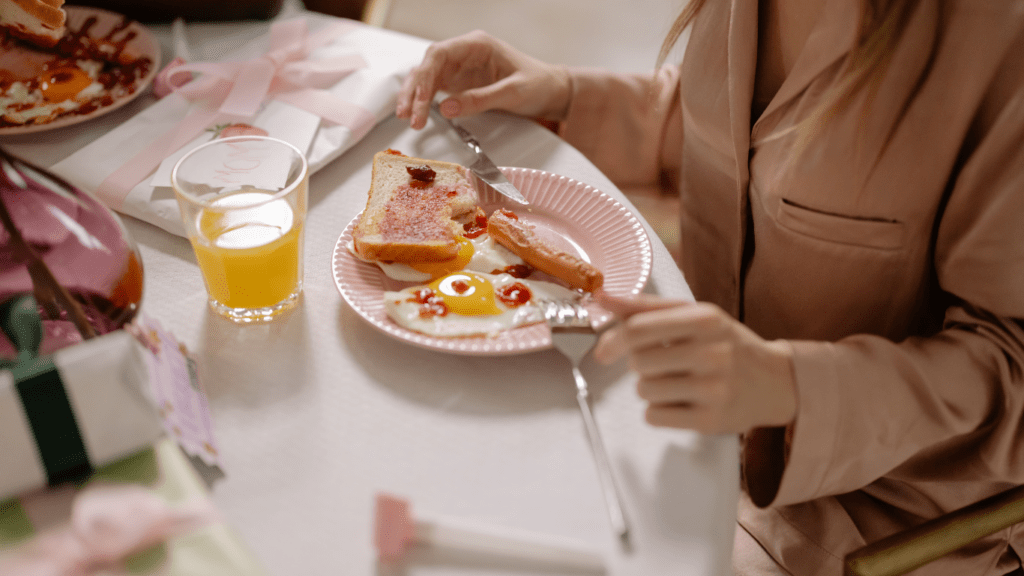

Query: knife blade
[{"left": 429, "top": 103, "right": 530, "bottom": 205}]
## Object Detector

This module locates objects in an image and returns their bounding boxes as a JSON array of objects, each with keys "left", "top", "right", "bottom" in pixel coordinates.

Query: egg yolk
[
  {"left": 39, "top": 67, "right": 92, "bottom": 102},
  {"left": 428, "top": 273, "right": 502, "bottom": 316},
  {"left": 410, "top": 236, "right": 474, "bottom": 278}
]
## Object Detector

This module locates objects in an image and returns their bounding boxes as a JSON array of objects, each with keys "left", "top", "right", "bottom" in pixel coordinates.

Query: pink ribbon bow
[
  {"left": 0, "top": 484, "right": 220, "bottom": 576},
  {"left": 97, "top": 18, "right": 373, "bottom": 209}
]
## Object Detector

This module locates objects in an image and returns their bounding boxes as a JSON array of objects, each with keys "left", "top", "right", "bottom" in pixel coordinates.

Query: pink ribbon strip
[
  {"left": 96, "top": 18, "right": 372, "bottom": 209},
  {"left": 0, "top": 484, "right": 220, "bottom": 576}
]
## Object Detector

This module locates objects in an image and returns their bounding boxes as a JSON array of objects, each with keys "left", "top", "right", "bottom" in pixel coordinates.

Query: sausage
[{"left": 486, "top": 209, "right": 604, "bottom": 292}]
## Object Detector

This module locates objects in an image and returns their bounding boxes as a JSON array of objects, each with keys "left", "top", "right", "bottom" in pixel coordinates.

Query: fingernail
[{"left": 440, "top": 99, "right": 462, "bottom": 117}]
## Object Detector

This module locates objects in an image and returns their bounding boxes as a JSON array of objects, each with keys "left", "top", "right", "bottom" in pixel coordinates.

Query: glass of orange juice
[{"left": 171, "top": 136, "right": 308, "bottom": 323}]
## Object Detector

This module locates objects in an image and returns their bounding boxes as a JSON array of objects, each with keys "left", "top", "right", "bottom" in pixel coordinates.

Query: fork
[{"left": 540, "top": 300, "right": 631, "bottom": 546}]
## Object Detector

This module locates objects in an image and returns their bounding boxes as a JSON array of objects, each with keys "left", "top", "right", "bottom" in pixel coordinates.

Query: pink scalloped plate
[
  {"left": 332, "top": 167, "right": 653, "bottom": 356},
  {"left": 0, "top": 6, "right": 161, "bottom": 136}
]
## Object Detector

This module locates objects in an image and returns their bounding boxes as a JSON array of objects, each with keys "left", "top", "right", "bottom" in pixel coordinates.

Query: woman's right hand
[
  {"left": 395, "top": 30, "right": 573, "bottom": 129},
  {"left": 594, "top": 293, "right": 797, "bottom": 435}
]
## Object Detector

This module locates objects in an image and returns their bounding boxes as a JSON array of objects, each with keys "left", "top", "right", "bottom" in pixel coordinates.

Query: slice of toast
[
  {"left": 0, "top": 0, "right": 66, "bottom": 48},
  {"left": 353, "top": 150, "right": 478, "bottom": 263}
]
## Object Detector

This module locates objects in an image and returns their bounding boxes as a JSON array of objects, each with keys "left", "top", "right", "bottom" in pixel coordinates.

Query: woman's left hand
[{"left": 594, "top": 293, "right": 797, "bottom": 434}]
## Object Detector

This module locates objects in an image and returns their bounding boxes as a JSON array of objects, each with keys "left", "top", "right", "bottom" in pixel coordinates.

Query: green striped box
[{"left": 1, "top": 330, "right": 164, "bottom": 500}]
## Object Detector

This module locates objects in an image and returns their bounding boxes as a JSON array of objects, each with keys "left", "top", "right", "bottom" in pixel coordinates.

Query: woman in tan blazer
[{"left": 396, "top": 0, "right": 1024, "bottom": 573}]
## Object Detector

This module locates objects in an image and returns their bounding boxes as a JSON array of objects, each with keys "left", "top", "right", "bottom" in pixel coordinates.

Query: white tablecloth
[{"left": 0, "top": 11, "right": 739, "bottom": 576}]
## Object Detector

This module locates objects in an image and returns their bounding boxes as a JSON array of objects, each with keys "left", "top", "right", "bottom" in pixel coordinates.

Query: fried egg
[
  {"left": 384, "top": 271, "right": 580, "bottom": 337},
  {"left": 348, "top": 232, "right": 529, "bottom": 282},
  {"left": 0, "top": 59, "right": 105, "bottom": 125}
]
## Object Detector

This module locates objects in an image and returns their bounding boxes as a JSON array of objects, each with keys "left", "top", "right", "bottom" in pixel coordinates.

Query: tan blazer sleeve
[
  {"left": 558, "top": 66, "right": 683, "bottom": 189},
  {"left": 747, "top": 40, "right": 1024, "bottom": 508}
]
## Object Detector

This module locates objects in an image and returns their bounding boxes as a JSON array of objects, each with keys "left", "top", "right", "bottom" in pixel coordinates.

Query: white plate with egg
[
  {"left": 333, "top": 167, "right": 653, "bottom": 356},
  {"left": 0, "top": 6, "right": 160, "bottom": 135}
]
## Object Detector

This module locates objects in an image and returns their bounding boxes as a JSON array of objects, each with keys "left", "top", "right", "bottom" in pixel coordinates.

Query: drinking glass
[{"left": 171, "top": 136, "right": 308, "bottom": 323}]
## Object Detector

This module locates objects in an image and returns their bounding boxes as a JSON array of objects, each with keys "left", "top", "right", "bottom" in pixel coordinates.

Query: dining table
[{"left": 0, "top": 5, "right": 739, "bottom": 576}]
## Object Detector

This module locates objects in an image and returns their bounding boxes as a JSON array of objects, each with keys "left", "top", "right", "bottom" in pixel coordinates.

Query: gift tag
[
  {"left": 148, "top": 101, "right": 320, "bottom": 190},
  {"left": 129, "top": 316, "right": 221, "bottom": 468}
]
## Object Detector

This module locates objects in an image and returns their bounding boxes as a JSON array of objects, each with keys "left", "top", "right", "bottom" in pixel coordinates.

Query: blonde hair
[{"left": 657, "top": 0, "right": 923, "bottom": 153}]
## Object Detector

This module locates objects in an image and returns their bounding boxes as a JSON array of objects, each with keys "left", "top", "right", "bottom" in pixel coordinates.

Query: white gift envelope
[{"left": 147, "top": 100, "right": 320, "bottom": 190}]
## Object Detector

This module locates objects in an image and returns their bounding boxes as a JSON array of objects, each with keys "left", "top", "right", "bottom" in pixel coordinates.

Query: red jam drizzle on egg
[
  {"left": 462, "top": 212, "right": 488, "bottom": 239},
  {"left": 401, "top": 273, "right": 534, "bottom": 321},
  {"left": 500, "top": 264, "right": 532, "bottom": 278},
  {"left": 497, "top": 282, "right": 532, "bottom": 308},
  {"left": 409, "top": 288, "right": 448, "bottom": 318},
  {"left": 427, "top": 273, "right": 503, "bottom": 316}
]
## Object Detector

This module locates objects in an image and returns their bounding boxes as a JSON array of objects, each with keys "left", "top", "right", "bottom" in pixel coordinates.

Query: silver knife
[{"left": 429, "top": 103, "right": 530, "bottom": 205}]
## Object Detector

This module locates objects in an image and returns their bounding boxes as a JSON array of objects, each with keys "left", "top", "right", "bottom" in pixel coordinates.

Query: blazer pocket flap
[{"left": 777, "top": 199, "right": 905, "bottom": 250}]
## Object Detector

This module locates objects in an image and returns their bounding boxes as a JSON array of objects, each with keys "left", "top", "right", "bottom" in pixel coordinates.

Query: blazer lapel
[{"left": 753, "top": 0, "right": 859, "bottom": 130}]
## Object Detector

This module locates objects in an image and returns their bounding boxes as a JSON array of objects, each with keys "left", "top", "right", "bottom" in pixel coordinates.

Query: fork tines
[{"left": 539, "top": 299, "right": 592, "bottom": 329}]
